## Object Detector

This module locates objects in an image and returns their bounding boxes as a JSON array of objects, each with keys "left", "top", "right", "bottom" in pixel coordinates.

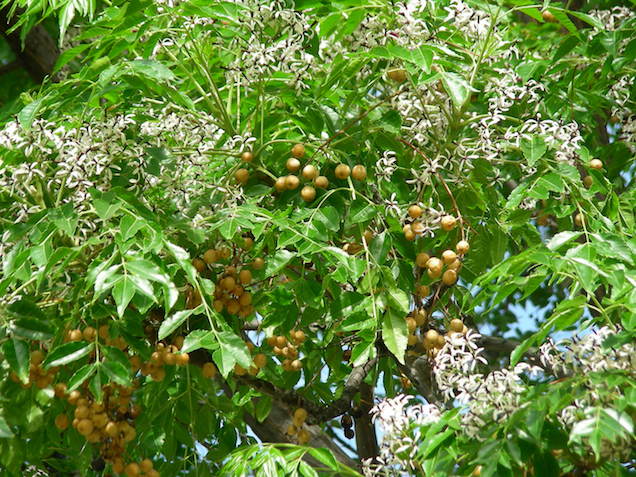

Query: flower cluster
[
  {"left": 225, "top": 0, "right": 314, "bottom": 91},
  {"left": 443, "top": 0, "right": 492, "bottom": 40},
  {"left": 363, "top": 394, "right": 441, "bottom": 476},
  {"left": 433, "top": 330, "right": 541, "bottom": 438},
  {"left": 589, "top": 6, "right": 635, "bottom": 32}
]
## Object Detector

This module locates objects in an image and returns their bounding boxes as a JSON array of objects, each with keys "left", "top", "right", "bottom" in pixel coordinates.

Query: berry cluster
[
  {"left": 286, "top": 408, "right": 311, "bottom": 444},
  {"left": 265, "top": 330, "right": 306, "bottom": 372},
  {"left": 138, "top": 337, "right": 190, "bottom": 382}
]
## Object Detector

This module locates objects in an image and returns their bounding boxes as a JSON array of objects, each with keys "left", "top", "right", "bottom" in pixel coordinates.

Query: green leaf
[
  {"left": 2, "top": 339, "right": 29, "bottom": 382},
  {"left": 67, "top": 363, "right": 97, "bottom": 391},
  {"left": 255, "top": 396, "right": 273, "bottom": 423},
  {"left": 102, "top": 360, "right": 131, "bottom": 386},
  {"left": 113, "top": 275, "right": 136, "bottom": 318},
  {"left": 546, "top": 231, "right": 581, "bottom": 250},
  {"left": 442, "top": 72, "right": 470, "bottom": 107},
  {"left": 264, "top": 249, "right": 295, "bottom": 278},
  {"left": 43, "top": 342, "right": 94, "bottom": 368},
  {"left": 385, "top": 287, "right": 410, "bottom": 313},
  {"left": 182, "top": 330, "right": 217, "bottom": 354},
  {"left": 349, "top": 201, "right": 377, "bottom": 224},
  {"left": 213, "top": 331, "right": 251, "bottom": 378},
  {"left": 158, "top": 308, "right": 200, "bottom": 340},
  {"left": 307, "top": 448, "right": 338, "bottom": 470},
  {"left": 0, "top": 416, "right": 14, "bottom": 438},
  {"left": 520, "top": 136, "right": 546, "bottom": 166},
  {"left": 18, "top": 97, "right": 45, "bottom": 129},
  {"left": 10, "top": 318, "right": 54, "bottom": 341},
  {"left": 129, "top": 59, "right": 175, "bottom": 81},
  {"left": 382, "top": 308, "right": 408, "bottom": 364}
]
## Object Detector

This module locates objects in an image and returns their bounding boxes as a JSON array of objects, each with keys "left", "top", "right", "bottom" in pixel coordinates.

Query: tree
[{"left": 0, "top": 0, "right": 634, "bottom": 476}]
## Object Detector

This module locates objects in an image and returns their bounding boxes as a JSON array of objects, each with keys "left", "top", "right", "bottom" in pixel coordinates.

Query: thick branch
[{"left": 1, "top": 6, "right": 59, "bottom": 82}]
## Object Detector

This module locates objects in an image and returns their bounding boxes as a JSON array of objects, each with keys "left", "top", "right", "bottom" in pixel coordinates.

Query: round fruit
[
  {"left": 235, "top": 168, "right": 249, "bottom": 184},
  {"left": 424, "top": 330, "right": 439, "bottom": 349},
  {"left": 302, "top": 165, "right": 318, "bottom": 180},
  {"left": 574, "top": 213, "right": 584, "bottom": 227},
  {"left": 125, "top": 463, "right": 141, "bottom": 477},
  {"left": 407, "top": 334, "right": 418, "bottom": 346},
  {"left": 542, "top": 10, "right": 556, "bottom": 22},
  {"left": 589, "top": 159, "right": 603, "bottom": 170},
  {"left": 276, "top": 336, "right": 287, "bottom": 348},
  {"left": 253, "top": 257, "right": 265, "bottom": 269},
  {"left": 292, "top": 330, "right": 306, "bottom": 344},
  {"left": 222, "top": 276, "right": 236, "bottom": 291},
  {"left": 415, "top": 252, "right": 430, "bottom": 268},
  {"left": 239, "top": 269, "right": 252, "bottom": 284},
  {"left": 77, "top": 418, "right": 94, "bottom": 436},
  {"left": 274, "top": 177, "right": 287, "bottom": 192},
  {"left": 387, "top": 69, "right": 407, "bottom": 83},
  {"left": 442, "top": 269, "right": 457, "bottom": 286},
  {"left": 406, "top": 317, "right": 417, "bottom": 333},
  {"left": 411, "top": 222, "right": 425, "bottom": 235},
  {"left": 408, "top": 205, "right": 422, "bottom": 219},
  {"left": 192, "top": 258, "right": 206, "bottom": 273},
  {"left": 583, "top": 175, "right": 593, "bottom": 188},
  {"left": 442, "top": 250, "right": 457, "bottom": 264},
  {"left": 449, "top": 319, "right": 464, "bottom": 333},
  {"left": 448, "top": 259, "right": 462, "bottom": 271},
  {"left": 351, "top": 165, "right": 367, "bottom": 181},
  {"left": 415, "top": 285, "right": 430, "bottom": 298},
  {"left": 55, "top": 414, "right": 69, "bottom": 430},
  {"left": 456, "top": 240, "right": 470, "bottom": 254},
  {"left": 294, "top": 408, "right": 308, "bottom": 422},
  {"left": 334, "top": 164, "right": 351, "bottom": 180},
  {"left": 254, "top": 353, "right": 267, "bottom": 368},
  {"left": 202, "top": 362, "right": 217, "bottom": 378},
  {"left": 290, "top": 359, "right": 303, "bottom": 371},
  {"left": 427, "top": 257, "right": 443, "bottom": 273},
  {"left": 243, "top": 237, "right": 254, "bottom": 250},
  {"left": 344, "top": 428, "right": 355, "bottom": 439},
  {"left": 241, "top": 151, "right": 253, "bottom": 163},
  {"left": 203, "top": 249, "right": 217, "bottom": 264},
  {"left": 314, "top": 175, "right": 329, "bottom": 188},
  {"left": 176, "top": 353, "right": 190, "bottom": 366},
  {"left": 285, "top": 175, "right": 300, "bottom": 190},
  {"left": 341, "top": 414, "right": 353, "bottom": 428},
  {"left": 298, "top": 428, "right": 311, "bottom": 444},
  {"left": 301, "top": 186, "right": 316, "bottom": 202},
  {"left": 414, "top": 309, "right": 427, "bottom": 326},
  {"left": 291, "top": 143, "right": 305, "bottom": 158},
  {"left": 286, "top": 158, "right": 301, "bottom": 172},
  {"left": 440, "top": 215, "right": 457, "bottom": 231},
  {"left": 140, "top": 459, "right": 154, "bottom": 472}
]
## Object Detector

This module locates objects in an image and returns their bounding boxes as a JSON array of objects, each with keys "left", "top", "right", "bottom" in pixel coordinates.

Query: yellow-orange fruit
[
  {"left": 286, "top": 175, "right": 300, "bottom": 190},
  {"left": 301, "top": 186, "right": 316, "bottom": 202},
  {"left": 413, "top": 309, "right": 427, "bottom": 326},
  {"left": 125, "top": 462, "right": 141, "bottom": 477},
  {"left": 105, "top": 421, "right": 118, "bottom": 437},
  {"left": 202, "top": 362, "right": 217, "bottom": 378},
  {"left": 424, "top": 330, "right": 440, "bottom": 349},
  {"left": 302, "top": 165, "right": 318, "bottom": 180},
  {"left": 55, "top": 413, "right": 69, "bottom": 430},
  {"left": 407, "top": 334, "right": 418, "bottom": 346},
  {"left": 449, "top": 319, "right": 464, "bottom": 333},
  {"left": 442, "top": 250, "right": 457, "bottom": 264},
  {"left": 241, "top": 151, "right": 253, "bottom": 163},
  {"left": 415, "top": 285, "right": 429, "bottom": 298},
  {"left": 140, "top": 459, "right": 154, "bottom": 472},
  {"left": 290, "top": 359, "right": 303, "bottom": 371},
  {"left": 574, "top": 213, "right": 584, "bottom": 227},
  {"left": 235, "top": 168, "right": 249, "bottom": 184},
  {"left": 291, "top": 143, "right": 305, "bottom": 158},
  {"left": 583, "top": 175, "right": 593, "bottom": 188},
  {"left": 294, "top": 408, "right": 308, "bottom": 422},
  {"left": 351, "top": 165, "right": 367, "bottom": 181},
  {"left": 77, "top": 418, "right": 94, "bottom": 436},
  {"left": 334, "top": 164, "right": 350, "bottom": 179},
  {"left": 203, "top": 249, "right": 218, "bottom": 264},
  {"left": 387, "top": 69, "right": 407, "bottom": 83},
  {"left": 275, "top": 336, "right": 287, "bottom": 348},
  {"left": 448, "top": 259, "right": 462, "bottom": 271},
  {"left": 69, "top": 329, "right": 83, "bottom": 342},
  {"left": 442, "top": 269, "right": 457, "bottom": 285},
  {"left": 440, "top": 215, "right": 457, "bottom": 231},
  {"left": 254, "top": 353, "right": 267, "bottom": 368},
  {"left": 427, "top": 257, "right": 443, "bottom": 273},
  {"left": 222, "top": 276, "right": 236, "bottom": 291},
  {"left": 192, "top": 258, "right": 206, "bottom": 273},
  {"left": 363, "top": 230, "right": 374, "bottom": 244},
  {"left": 238, "top": 293, "right": 252, "bottom": 306},
  {"left": 274, "top": 177, "right": 287, "bottom": 192},
  {"left": 456, "top": 240, "right": 470, "bottom": 254},
  {"left": 415, "top": 252, "right": 430, "bottom": 268},
  {"left": 408, "top": 205, "right": 422, "bottom": 219},
  {"left": 234, "top": 364, "right": 247, "bottom": 376},
  {"left": 297, "top": 428, "right": 311, "bottom": 444},
  {"left": 542, "top": 10, "right": 556, "bottom": 22},
  {"left": 589, "top": 159, "right": 603, "bottom": 170},
  {"left": 406, "top": 317, "right": 417, "bottom": 333},
  {"left": 253, "top": 257, "right": 265, "bottom": 270},
  {"left": 176, "top": 353, "right": 190, "bottom": 366},
  {"left": 239, "top": 269, "right": 252, "bottom": 284},
  {"left": 314, "top": 176, "right": 329, "bottom": 188},
  {"left": 286, "top": 158, "right": 301, "bottom": 172}
]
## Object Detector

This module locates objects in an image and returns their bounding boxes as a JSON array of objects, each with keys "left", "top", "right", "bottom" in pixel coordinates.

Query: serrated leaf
[
  {"left": 182, "top": 330, "right": 217, "bottom": 354},
  {"left": 520, "top": 135, "right": 546, "bottom": 166},
  {"left": 2, "top": 338, "right": 29, "bottom": 382},
  {"left": 214, "top": 331, "right": 251, "bottom": 378},
  {"left": 67, "top": 363, "right": 97, "bottom": 391},
  {"left": 382, "top": 308, "right": 408, "bottom": 364},
  {"left": 442, "top": 71, "right": 470, "bottom": 107},
  {"left": 158, "top": 308, "right": 200, "bottom": 340},
  {"left": 43, "top": 342, "right": 94, "bottom": 368}
]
